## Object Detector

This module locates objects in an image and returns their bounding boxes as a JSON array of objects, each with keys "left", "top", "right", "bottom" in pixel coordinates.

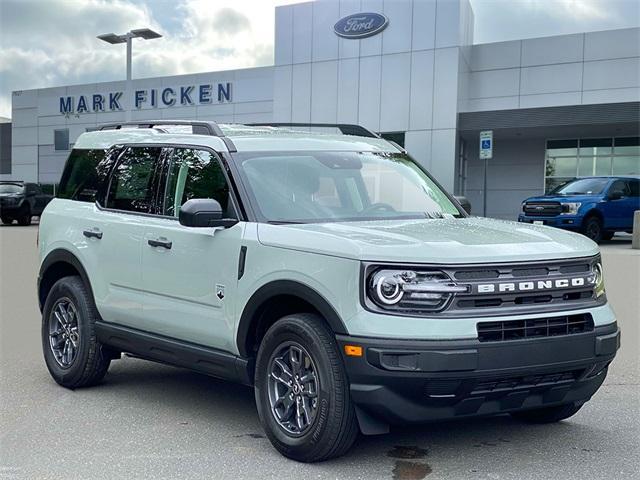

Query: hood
[
  {"left": 257, "top": 217, "right": 599, "bottom": 264},
  {"left": 525, "top": 194, "right": 602, "bottom": 203}
]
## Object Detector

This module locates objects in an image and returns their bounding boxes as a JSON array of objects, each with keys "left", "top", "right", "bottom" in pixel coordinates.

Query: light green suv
[{"left": 38, "top": 121, "right": 619, "bottom": 462}]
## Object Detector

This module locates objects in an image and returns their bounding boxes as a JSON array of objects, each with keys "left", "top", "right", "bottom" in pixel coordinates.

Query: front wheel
[
  {"left": 510, "top": 403, "right": 582, "bottom": 424},
  {"left": 1, "top": 216, "right": 13, "bottom": 225},
  {"left": 582, "top": 215, "right": 603, "bottom": 243},
  {"left": 254, "top": 313, "right": 359, "bottom": 462}
]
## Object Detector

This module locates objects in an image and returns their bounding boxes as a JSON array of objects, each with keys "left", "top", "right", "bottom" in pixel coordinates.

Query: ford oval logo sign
[{"left": 334, "top": 12, "right": 388, "bottom": 39}]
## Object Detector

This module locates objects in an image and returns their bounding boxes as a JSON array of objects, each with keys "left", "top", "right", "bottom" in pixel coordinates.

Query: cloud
[
  {"left": 470, "top": 0, "right": 638, "bottom": 43},
  {"left": 0, "top": 0, "right": 301, "bottom": 118}
]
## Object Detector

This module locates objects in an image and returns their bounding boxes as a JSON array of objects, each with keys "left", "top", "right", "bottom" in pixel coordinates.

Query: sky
[{"left": 0, "top": 0, "right": 639, "bottom": 119}]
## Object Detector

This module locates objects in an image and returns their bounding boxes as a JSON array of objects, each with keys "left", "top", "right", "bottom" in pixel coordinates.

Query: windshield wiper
[
  {"left": 267, "top": 220, "right": 306, "bottom": 225},
  {"left": 423, "top": 211, "right": 446, "bottom": 219}
]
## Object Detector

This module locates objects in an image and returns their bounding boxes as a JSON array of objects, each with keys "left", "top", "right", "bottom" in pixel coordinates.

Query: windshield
[
  {"left": 551, "top": 178, "right": 610, "bottom": 195},
  {"left": 235, "top": 151, "right": 461, "bottom": 223},
  {"left": 0, "top": 184, "right": 24, "bottom": 194}
]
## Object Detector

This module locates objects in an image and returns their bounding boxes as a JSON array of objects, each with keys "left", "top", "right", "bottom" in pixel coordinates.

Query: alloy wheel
[
  {"left": 267, "top": 342, "right": 320, "bottom": 436},
  {"left": 48, "top": 298, "right": 80, "bottom": 368}
]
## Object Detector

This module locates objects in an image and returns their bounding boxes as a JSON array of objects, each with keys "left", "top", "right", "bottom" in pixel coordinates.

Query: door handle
[
  {"left": 83, "top": 229, "right": 103, "bottom": 240},
  {"left": 148, "top": 238, "right": 172, "bottom": 250}
]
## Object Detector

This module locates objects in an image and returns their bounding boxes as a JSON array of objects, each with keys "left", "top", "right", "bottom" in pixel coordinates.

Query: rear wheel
[
  {"left": 17, "top": 207, "right": 31, "bottom": 226},
  {"left": 254, "top": 313, "right": 359, "bottom": 462},
  {"left": 602, "top": 231, "right": 615, "bottom": 241},
  {"left": 42, "top": 276, "right": 111, "bottom": 388},
  {"left": 1, "top": 216, "right": 13, "bottom": 225},
  {"left": 510, "top": 403, "right": 582, "bottom": 424},
  {"left": 582, "top": 215, "right": 603, "bottom": 243}
]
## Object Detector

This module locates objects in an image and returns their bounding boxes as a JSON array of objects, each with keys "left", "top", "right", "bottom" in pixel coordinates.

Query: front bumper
[
  {"left": 337, "top": 322, "right": 619, "bottom": 426},
  {"left": 518, "top": 214, "right": 581, "bottom": 228}
]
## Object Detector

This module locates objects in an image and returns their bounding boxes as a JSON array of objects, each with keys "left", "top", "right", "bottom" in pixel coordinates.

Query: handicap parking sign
[{"left": 480, "top": 131, "right": 493, "bottom": 159}]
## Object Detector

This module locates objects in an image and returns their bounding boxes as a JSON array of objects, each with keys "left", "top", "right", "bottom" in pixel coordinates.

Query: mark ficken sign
[{"left": 59, "top": 82, "right": 232, "bottom": 115}]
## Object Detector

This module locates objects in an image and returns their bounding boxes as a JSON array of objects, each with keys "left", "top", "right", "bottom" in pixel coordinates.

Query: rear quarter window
[{"left": 57, "top": 149, "right": 109, "bottom": 202}]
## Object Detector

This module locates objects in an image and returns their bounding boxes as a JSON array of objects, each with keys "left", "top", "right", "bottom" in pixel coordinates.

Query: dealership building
[{"left": 5, "top": 0, "right": 640, "bottom": 219}]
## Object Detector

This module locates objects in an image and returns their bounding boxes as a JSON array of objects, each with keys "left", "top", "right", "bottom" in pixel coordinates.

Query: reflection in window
[
  {"left": 57, "top": 149, "right": 107, "bottom": 202},
  {"left": 544, "top": 137, "right": 639, "bottom": 192},
  {"left": 163, "top": 148, "right": 231, "bottom": 217},
  {"left": 106, "top": 147, "right": 161, "bottom": 213}
]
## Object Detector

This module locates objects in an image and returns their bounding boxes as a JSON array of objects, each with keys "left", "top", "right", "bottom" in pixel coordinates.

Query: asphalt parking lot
[{"left": 1, "top": 224, "right": 638, "bottom": 480}]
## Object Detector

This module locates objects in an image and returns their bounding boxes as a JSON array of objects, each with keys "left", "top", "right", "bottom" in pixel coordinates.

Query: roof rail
[
  {"left": 246, "top": 123, "right": 381, "bottom": 139},
  {"left": 99, "top": 120, "right": 225, "bottom": 137}
]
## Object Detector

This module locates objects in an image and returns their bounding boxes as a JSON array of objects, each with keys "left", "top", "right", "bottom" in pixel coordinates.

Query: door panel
[
  {"left": 96, "top": 145, "right": 163, "bottom": 327},
  {"left": 92, "top": 208, "right": 146, "bottom": 325},
  {"left": 141, "top": 219, "right": 245, "bottom": 351},
  {"left": 140, "top": 147, "right": 242, "bottom": 352},
  {"left": 602, "top": 180, "right": 639, "bottom": 229}
]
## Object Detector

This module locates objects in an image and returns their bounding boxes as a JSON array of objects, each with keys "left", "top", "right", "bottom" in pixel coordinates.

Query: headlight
[
  {"left": 593, "top": 261, "right": 605, "bottom": 298},
  {"left": 367, "top": 268, "right": 468, "bottom": 313},
  {"left": 561, "top": 202, "right": 581, "bottom": 215}
]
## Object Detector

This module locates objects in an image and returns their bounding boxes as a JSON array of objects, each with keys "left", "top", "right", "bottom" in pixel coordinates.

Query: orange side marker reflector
[{"left": 344, "top": 345, "right": 363, "bottom": 357}]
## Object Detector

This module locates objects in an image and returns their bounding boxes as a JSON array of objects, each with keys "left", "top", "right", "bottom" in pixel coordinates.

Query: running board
[{"left": 95, "top": 321, "right": 254, "bottom": 386}]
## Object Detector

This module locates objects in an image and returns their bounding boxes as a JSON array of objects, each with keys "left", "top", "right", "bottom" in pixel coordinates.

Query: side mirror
[
  {"left": 178, "top": 198, "right": 238, "bottom": 228},
  {"left": 608, "top": 190, "right": 624, "bottom": 201},
  {"left": 454, "top": 195, "right": 472, "bottom": 215}
]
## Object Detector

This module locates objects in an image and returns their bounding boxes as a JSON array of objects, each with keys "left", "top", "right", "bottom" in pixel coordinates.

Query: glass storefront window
[
  {"left": 547, "top": 148, "right": 577, "bottom": 157},
  {"left": 579, "top": 146, "right": 612, "bottom": 156},
  {"left": 545, "top": 137, "right": 639, "bottom": 192},
  {"left": 614, "top": 145, "right": 640, "bottom": 156},
  {"left": 595, "top": 157, "right": 612, "bottom": 176},
  {"left": 546, "top": 157, "right": 577, "bottom": 177},
  {"left": 577, "top": 157, "right": 594, "bottom": 177},
  {"left": 612, "top": 156, "right": 640, "bottom": 175}
]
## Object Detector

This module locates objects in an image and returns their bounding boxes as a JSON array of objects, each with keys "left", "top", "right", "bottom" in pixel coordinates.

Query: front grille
[
  {"left": 524, "top": 202, "right": 562, "bottom": 216},
  {"left": 477, "top": 313, "right": 594, "bottom": 342},
  {"left": 444, "top": 257, "right": 600, "bottom": 317},
  {"left": 423, "top": 369, "right": 583, "bottom": 400},
  {"left": 471, "top": 370, "right": 580, "bottom": 395}
]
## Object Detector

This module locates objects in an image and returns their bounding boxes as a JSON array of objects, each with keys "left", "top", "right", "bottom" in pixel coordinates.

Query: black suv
[{"left": 0, "top": 181, "right": 53, "bottom": 225}]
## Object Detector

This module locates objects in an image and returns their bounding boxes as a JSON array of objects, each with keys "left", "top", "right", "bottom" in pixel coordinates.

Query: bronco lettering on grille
[{"left": 475, "top": 276, "right": 592, "bottom": 294}]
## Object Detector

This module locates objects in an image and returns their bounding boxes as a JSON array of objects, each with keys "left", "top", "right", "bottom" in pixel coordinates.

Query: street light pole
[
  {"left": 97, "top": 28, "right": 162, "bottom": 122},
  {"left": 125, "top": 34, "right": 132, "bottom": 120}
]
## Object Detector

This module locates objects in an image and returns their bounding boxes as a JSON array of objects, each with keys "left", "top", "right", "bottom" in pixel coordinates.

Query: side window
[
  {"left": 106, "top": 147, "right": 162, "bottom": 213},
  {"left": 162, "top": 148, "right": 233, "bottom": 217},
  {"left": 58, "top": 149, "right": 108, "bottom": 202},
  {"left": 628, "top": 179, "right": 640, "bottom": 197},
  {"left": 609, "top": 180, "right": 630, "bottom": 197}
]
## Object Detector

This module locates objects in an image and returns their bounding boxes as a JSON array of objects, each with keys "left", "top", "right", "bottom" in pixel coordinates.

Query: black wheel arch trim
[
  {"left": 38, "top": 248, "right": 94, "bottom": 313},
  {"left": 582, "top": 209, "right": 604, "bottom": 224},
  {"left": 236, "top": 280, "right": 348, "bottom": 357}
]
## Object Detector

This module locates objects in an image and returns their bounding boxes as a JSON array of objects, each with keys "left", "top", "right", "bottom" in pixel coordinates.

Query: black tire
[
  {"left": 42, "top": 276, "right": 111, "bottom": 388},
  {"left": 510, "top": 403, "right": 582, "bottom": 424},
  {"left": 1, "top": 216, "right": 13, "bottom": 225},
  {"left": 17, "top": 207, "right": 31, "bottom": 226},
  {"left": 254, "top": 313, "right": 359, "bottom": 462},
  {"left": 582, "top": 215, "right": 603, "bottom": 243},
  {"left": 602, "top": 231, "right": 615, "bottom": 241}
]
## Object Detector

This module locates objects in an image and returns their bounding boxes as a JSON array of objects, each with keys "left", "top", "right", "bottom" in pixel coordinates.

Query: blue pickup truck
[{"left": 519, "top": 176, "right": 640, "bottom": 243}]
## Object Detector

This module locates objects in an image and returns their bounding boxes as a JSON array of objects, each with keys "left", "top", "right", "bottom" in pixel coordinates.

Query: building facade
[{"left": 7, "top": 0, "right": 640, "bottom": 219}]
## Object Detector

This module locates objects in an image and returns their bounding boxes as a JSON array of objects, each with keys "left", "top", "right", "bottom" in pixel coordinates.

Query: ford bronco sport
[{"left": 38, "top": 121, "right": 619, "bottom": 462}]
